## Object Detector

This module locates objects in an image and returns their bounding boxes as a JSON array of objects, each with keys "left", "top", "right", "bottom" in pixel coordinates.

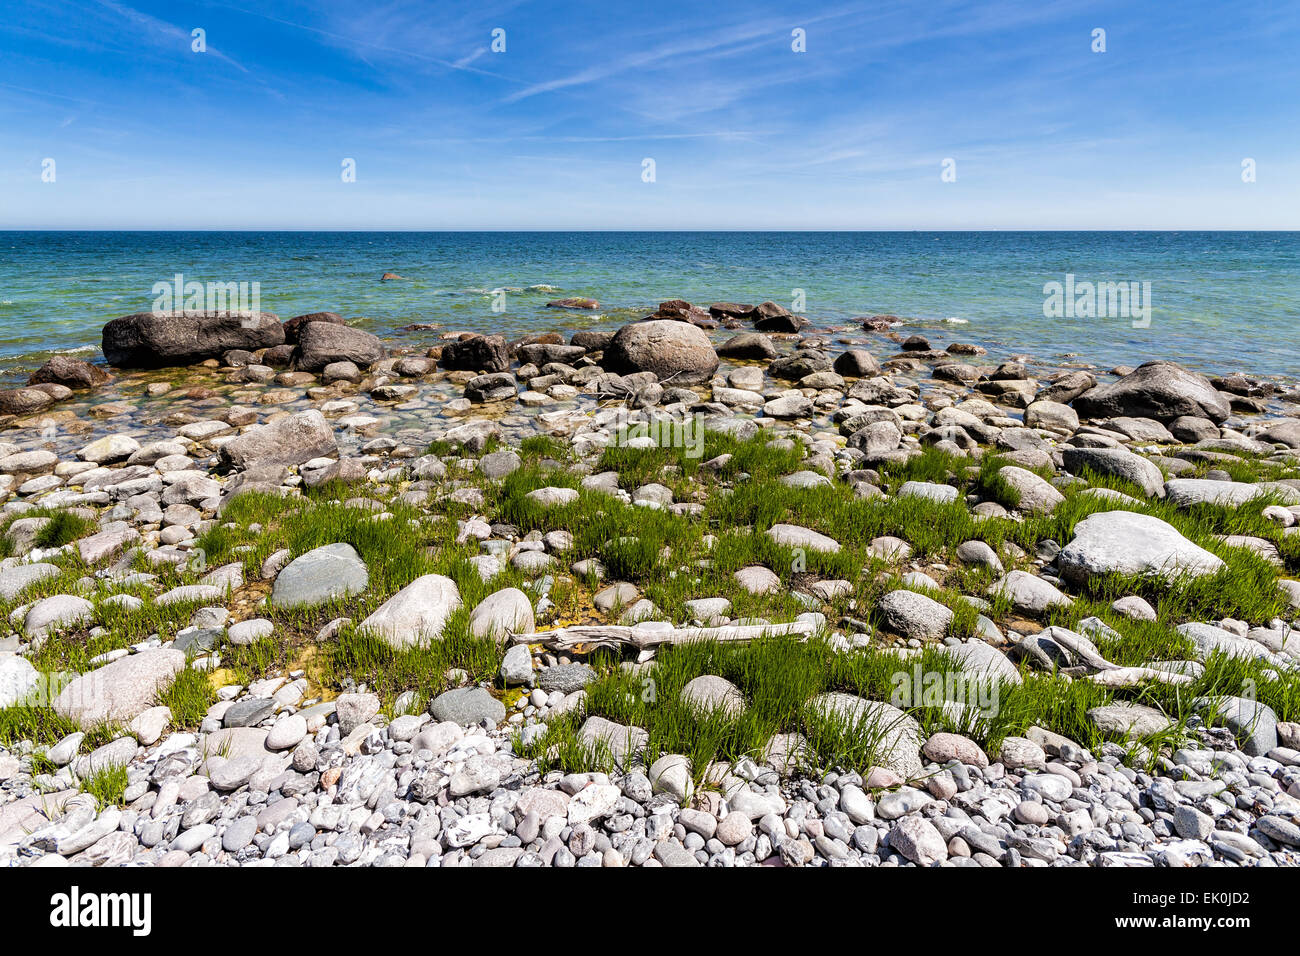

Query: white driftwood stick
[{"left": 513, "top": 619, "right": 816, "bottom": 651}]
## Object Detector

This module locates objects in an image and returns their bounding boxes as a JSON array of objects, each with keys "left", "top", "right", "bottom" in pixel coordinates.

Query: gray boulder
[
  {"left": 0, "top": 562, "right": 61, "bottom": 602},
  {"left": 270, "top": 543, "right": 369, "bottom": 609},
  {"left": 807, "top": 693, "right": 922, "bottom": 779},
  {"left": 102, "top": 311, "right": 283, "bottom": 367},
  {"left": 295, "top": 322, "right": 384, "bottom": 371},
  {"left": 358, "top": 574, "right": 462, "bottom": 648},
  {"left": 53, "top": 649, "right": 186, "bottom": 730},
  {"left": 997, "top": 465, "right": 1064, "bottom": 513},
  {"left": 1057, "top": 511, "right": 1225, "bottom": 584},
  {"left": 988, "top": 570, "right": 1072, "bottom": 614},
  {"left": 878, "top": 589, "right": 953, "bottom": 641},
  {"left": 1165, "top": 478, "right": 1300, "bottom": 509},
  {"left": 1072, "top": 361, "right": 1230, "bottom": 423},
  {"left": 468, "top": 588, "right": 535, "bottom": 642},
  {"left": 1061, "top": 446, "right": 1166, "bottom": 498},
  {"left": 218, "top": 410, "right": 337, "bottom": 471},
  {"left": 602, "top": 320, "right": 719, "bottom": 385},
  {"left": 1196, "top": 695, "right": 1277, "bottom": 756}
]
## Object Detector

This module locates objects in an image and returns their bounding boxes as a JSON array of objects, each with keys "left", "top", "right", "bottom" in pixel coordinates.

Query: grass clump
[
  {"left": 33, "top": 510, "right": 96, "bottom": 549},
  {"left": 79, "top": 763, "right": 129, "bottom": 809},
  {"left": 156, "top": 665, "right": 215, "bottom": 727},
  {"left": 0, "top": 703, "right": 80, "bottom": 748}
]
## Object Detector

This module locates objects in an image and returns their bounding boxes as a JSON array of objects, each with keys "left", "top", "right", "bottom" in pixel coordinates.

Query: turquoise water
[{"left": 1, "top": 231, "right": 1297, "bottom": 384}]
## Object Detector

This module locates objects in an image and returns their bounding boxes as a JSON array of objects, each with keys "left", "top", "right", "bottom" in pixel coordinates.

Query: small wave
[
  {"left": 943, "top": 317, "right": 969, "bottom": 324},
  {"left": 526, "top": 284, "right": 560, "bottom": 292},
  {"left": 54, "top": 345, "right": 98, "bottom": 355}
]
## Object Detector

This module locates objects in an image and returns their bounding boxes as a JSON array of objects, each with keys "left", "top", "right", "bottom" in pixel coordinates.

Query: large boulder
[
  {"left": 988, "top": 570, "right": 1072, "bottom": 615},
  {"left": 1164, "top": 478, "right": 1300, "bottom": 509},
  {"left": 469, "top": 588, "right": 535, "bottom": 642},
  {"left": 1057, "top": 511, "right": 1225, "bottom": 584},
  {"left": 0, "top": 563, "right": 61, "bottom": 602},
  {"left": 270, "top": 543, "right": 369, "bottom": 609},
  {"left": 0, "top": 388, "right": 54, "bottom": 415},
  {"left": 516, "top": 342, "right": 586, "bottom": 366},
  {"left": 28, "top": 355, "right": 111, "bottom": 389},
  {"left": 833, "top": 349, "right": 881, "bottom": 377},
  {"left": 53, "top": 648, "right": 186, "bottom": 730},
  {"left": 1061, "top": 446, "right": 1166, "bottom": 498},
  {"left": 715, "top": 333, "right": 777, "bottom": 360},
  {"left": 601, "top": 320, "right": 719, "bottom": 385},
  {"left": 440, "top": 335, "right": 512, "bottom": 372},
  {"left": 0, "top": 656, "right": 40, "bottom": 707},
  {"left": 282, "top": 311, "right": 345, "bottom": 343},
  {"left": 102, "top": 311, "right": 284, "bottom": 367},
  {"left": 295, "top": 322, "right": 384, "bottom": 371},
  {"left": 1258, "top": 419, "right": 1300, "bottom": 449},
  {"left": 218, "top": 410, "right": 337, "bottom": 471},
  {"left": 878, "top": 589, "right": 953, "bottom": 641},
  {"left": 358, "top": 574, "right": 462, "bottom": 648},
  {"left": 998, "top": 465, "right": 1065, "bottom": 513},
  {"left": 806, "top": 693, "right": 922, "bottom": 779},
  {"left": 1072, "top": 361, "right": 1230, "bottom": 423}
]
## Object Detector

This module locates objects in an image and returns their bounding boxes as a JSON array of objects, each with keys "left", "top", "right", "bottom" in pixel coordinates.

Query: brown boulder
[
  {"left": 546, "top": 297, "right": 599, "bottom": 310},
  {"left": 283, "top": 311, "right": 345, "bottom": 343},
  {"left": 28, "top": 355, "right": 111, "bottom": 389},
  {"left": 440, "top": 334, "right": 512, "bottom": 372},
  {"left": 0, "top": 388, "right": 54, "bottom": 415},
  {"left": 602, "top": 320, "right": 719, "bottom": 385},
  {"left": 295, "top": 322, "right": 385, "bottom": 372}
]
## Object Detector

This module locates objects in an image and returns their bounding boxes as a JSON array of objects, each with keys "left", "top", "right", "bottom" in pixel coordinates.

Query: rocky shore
[{"left": 2, "top": 299, "right": 1300, "bottom": 869}]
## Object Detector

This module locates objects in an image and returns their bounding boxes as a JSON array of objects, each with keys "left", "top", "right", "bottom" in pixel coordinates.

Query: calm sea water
[{"left": 1, "top": 231, "right": 1297, "bottom": 385}]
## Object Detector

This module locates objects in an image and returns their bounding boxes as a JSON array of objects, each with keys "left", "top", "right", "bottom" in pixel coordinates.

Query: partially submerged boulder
[
  {"left": 28, "top": 355, "right": 111, "bottom": 389},
  {"left": 282, "top": 311, "right": 346, "bottom": 343},
  {"left": 440, "top": 335, "right": 512, "bottom": 373},
  {"left": 102, "top": 311, "right": 284, "bottom": 367}
]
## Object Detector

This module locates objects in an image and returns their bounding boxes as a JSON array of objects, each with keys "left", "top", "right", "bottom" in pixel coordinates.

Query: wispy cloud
[{"left": 95, "top": 0, "right": 250, "bottom": 73}]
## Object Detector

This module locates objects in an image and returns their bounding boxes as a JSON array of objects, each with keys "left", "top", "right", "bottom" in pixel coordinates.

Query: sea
[{"left": 1, "top": 231, "right": 1297, "bottom": 385}]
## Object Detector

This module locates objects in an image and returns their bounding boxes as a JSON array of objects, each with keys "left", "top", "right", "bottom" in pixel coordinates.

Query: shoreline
[{"left": 2, "top": 300, "right": 1299, "bottom": 869}]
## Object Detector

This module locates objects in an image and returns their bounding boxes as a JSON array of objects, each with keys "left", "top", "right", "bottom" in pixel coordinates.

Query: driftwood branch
[{"left": 511, "top": 619, "right": 816, "bottom": 652}]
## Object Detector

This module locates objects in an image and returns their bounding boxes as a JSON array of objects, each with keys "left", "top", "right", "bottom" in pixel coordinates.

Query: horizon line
[{"left": 3, "top": 227, "right": 1300, "bottom": 234}]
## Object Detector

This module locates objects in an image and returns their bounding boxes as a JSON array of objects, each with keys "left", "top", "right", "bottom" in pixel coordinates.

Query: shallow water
[{"left": 1, "top": 231, "right": 1297, "bottom": 384}]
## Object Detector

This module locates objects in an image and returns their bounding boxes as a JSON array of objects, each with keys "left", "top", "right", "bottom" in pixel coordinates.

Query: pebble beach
[{"left": 2, "top": 295, "right": 1300, "bottom": 870}]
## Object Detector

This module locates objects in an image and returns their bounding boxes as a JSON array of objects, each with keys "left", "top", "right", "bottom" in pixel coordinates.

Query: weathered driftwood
[{"left": 513, "top": 619, "right": 816, "bottom": 651}]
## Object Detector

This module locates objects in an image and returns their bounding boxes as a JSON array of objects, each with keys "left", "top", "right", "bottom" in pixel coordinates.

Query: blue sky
[{"left": 1, "top": 0, "right": 1297, "bottom": 229}]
